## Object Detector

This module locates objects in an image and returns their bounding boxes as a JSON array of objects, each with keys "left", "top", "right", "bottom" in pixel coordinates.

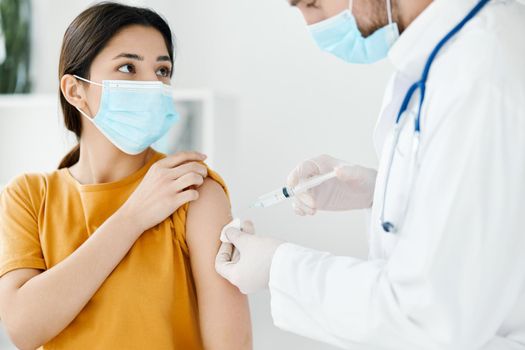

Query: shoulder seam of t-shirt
[{"left": 23, "top": 172, "right": 48, "bottom": 220}]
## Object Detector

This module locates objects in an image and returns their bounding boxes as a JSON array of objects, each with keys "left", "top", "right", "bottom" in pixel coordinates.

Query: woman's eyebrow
[
  {"left": 113, "top": 53, "right": 144, "bottom": 61},
  {"left": 157, "top": 55, "right": 171, "bottom": 62},
  {"left": 112, "top": 53, "right": 171, "bottom": 63}
]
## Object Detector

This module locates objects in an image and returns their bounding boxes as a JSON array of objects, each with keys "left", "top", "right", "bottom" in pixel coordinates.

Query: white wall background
[{"left": 1, "top": 0, "right": 394, "bottom": 348}]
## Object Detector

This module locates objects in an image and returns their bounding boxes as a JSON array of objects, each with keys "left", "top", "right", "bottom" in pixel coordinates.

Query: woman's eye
[
  {"left": 118, "top": 64, "right": 135, "bottom": 74},
  {"left": 156, "top": 66, "right": 171, "bottom": 78}
]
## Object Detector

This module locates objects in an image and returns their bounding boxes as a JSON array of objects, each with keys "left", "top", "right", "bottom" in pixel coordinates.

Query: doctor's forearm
[{"left": 5, "top": 210, "right": 143, "bottom": 349}]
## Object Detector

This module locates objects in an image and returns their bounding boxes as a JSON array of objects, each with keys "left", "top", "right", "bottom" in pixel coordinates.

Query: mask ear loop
[
  {"left": 73, "top": 75, "right": 103, "bottom": 87},
  {"left": 386, "top": 0, "right": 393, "bottom": 25},
  {"left": 71, "top": 75, "right": 102, "bottom": 120},
  {"left": 75, "top": 105, "right": 94, "bottom": 122},
  {"left": 349, "top": 0, "right": 354, "bottom": 12},
  {"left": 384, "top": 0, "right": 399, "bottom": 44}
]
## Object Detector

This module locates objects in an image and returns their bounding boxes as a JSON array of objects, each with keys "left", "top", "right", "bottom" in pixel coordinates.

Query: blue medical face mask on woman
[
  {"left": 73, "top": 75, "right": 179, "bottom": 155},
  {"left": 309, "top": 0, "right": 399, "bottom": 64}
]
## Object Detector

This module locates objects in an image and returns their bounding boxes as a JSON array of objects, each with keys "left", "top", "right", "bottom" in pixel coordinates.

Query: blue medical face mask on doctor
[
  {"left": 73, "top": 75, "right": 179, "bottom": 155},
  {"left": 308, "top": 0, "right": 399, "bottom": 64}
]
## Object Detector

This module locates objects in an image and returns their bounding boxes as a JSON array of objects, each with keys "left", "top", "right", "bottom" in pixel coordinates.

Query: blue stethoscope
[{"left": 380, "top": 0, "right": 491, "bottom": 234}]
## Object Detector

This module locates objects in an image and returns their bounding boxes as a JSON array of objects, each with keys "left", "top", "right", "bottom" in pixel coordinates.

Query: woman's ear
[{"left": 60, "top": 74, "right": 88, "bottom": 111}]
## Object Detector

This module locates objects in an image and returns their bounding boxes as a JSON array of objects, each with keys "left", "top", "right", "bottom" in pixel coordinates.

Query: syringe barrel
[{"left": 254, "top": 188, "right": 289, "bottom": 207}]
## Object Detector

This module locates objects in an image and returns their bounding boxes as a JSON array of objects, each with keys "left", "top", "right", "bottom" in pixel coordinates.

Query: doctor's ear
[{"left": 60, "top": 74, "right": 88, "bottom": 110}]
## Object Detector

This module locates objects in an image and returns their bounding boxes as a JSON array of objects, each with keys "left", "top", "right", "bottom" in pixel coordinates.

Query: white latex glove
[
  {"left": 287, "top": 155, "right": 377, "bottom": 215},
  {"left": 215, "top": 220, "right": 284, "bottom": 294}
]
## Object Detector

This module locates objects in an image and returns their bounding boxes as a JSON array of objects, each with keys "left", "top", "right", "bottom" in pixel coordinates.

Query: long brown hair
[{"left": 57, "top": 2, "right": 174, "bottom": 169}]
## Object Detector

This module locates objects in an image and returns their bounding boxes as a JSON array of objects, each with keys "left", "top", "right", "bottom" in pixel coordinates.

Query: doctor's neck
[{"left": 352, "top": 0, "right": 433, "bottom": 36}]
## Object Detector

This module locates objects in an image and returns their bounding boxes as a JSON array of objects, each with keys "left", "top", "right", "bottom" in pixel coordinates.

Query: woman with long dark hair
[{"left": 0, "top": 3, "right": 251, "bottom": 349}]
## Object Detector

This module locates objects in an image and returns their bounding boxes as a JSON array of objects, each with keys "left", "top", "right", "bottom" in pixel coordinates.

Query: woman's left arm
[{"left": 186, "top": 178, "right": 252, "bottom": 350}]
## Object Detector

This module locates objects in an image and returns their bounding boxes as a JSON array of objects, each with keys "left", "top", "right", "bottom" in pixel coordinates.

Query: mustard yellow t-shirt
[{"left": 0, "top": 151, "right": 227, "bottom": 349}]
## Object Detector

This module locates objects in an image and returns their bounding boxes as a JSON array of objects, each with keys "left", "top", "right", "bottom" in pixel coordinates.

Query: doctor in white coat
[{"left": 216, "top": 0, "right": 525, "bottom": 349}]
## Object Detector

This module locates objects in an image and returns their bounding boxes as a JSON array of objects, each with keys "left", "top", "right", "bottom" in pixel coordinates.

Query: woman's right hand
[{"left": 119, "top": 151, "right": 208, "bottom": 234}]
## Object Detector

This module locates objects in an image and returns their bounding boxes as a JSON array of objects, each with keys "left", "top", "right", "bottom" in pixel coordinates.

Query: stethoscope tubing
[{"left": 380, "top": 0, "right": 492, "bottom": 233}]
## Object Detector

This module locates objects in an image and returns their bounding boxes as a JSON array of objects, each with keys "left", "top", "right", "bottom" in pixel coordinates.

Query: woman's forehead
[{"left": 100, "top": 25, "right": 170, "bottom": 59}]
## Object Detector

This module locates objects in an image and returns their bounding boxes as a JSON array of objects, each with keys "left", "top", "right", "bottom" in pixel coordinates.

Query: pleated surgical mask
[
  {"left": 74, "top": 76, "right": 179, "bottom": 155},
  {"left": 308, "top": 0, "right": 399, "bottom": 64}
]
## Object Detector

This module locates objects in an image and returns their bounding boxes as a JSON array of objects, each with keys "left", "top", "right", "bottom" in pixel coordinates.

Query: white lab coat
[{"left": 268, "top": 0, "right": 525, "bottom": 349}]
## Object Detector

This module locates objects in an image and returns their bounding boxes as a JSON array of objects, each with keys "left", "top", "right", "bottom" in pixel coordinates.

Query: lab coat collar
[{"left": 388, "top": 0, "right": 487, "bottom": 79}]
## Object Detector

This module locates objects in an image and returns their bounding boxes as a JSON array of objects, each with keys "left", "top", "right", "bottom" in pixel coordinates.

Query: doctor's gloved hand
[
  {"left": 287, "top": 155, "right": 377, "bottom": 215},
  {"left": 215, "top": 220, "right": 284, "bottom": 294}
]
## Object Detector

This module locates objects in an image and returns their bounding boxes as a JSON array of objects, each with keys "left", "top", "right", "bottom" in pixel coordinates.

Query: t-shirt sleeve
[{"left": 0, "top": 174, "right": 47, "bottom": 277}]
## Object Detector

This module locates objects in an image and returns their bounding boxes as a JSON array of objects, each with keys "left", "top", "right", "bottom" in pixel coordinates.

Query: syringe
[{"left": 251, "top": 170, "right": 338, "bottom": 208}]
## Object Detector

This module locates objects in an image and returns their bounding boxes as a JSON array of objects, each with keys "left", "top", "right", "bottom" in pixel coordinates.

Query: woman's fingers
[
  {"left": 172, "top": 172, "right": 205, "bottom": 192},
  {"left": 167, "top": 161, "right": 208, "bottom": 179},
  {"left": 172, "top": 189, "right": 200, "bottom": 207}
]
